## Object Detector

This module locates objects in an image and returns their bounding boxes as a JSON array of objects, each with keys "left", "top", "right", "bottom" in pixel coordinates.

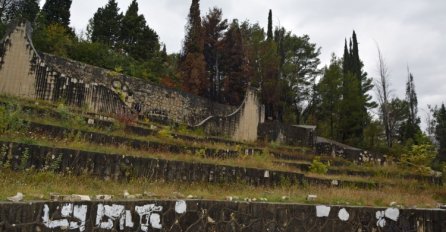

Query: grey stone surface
[{"left": 0, "top": 200, "right": 444, "bottom": 231}]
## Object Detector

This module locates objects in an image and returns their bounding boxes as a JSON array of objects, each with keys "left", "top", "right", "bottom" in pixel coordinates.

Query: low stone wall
[
  {"left": 0, "top": 200, "right": 444, "bottom": 231},
  {"left": 315, "top": 137, "right": 387, "bottom": 165},
  {"left": 0, "top": 141, "right": 380, "bottom": 188},
  {"left": 258, "top": 121, "right": 315, "bottom": 147}
]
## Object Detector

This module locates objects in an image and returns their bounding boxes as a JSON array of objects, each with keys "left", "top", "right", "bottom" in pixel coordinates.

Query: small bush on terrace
[{"left": 309, "top": 157, "right": 329, "bottom": 174}]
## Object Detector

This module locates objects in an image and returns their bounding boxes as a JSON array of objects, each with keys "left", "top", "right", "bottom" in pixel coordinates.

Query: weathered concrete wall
[
  {"left": 0, "top": 22, "right": 36, "bottom": 98},
  {"left": 316, "top": 137, "right": 387, "bottom": 165},
  {"left": 196, "top": 87, "right": 261, "bottom": 142},
  {"left": 0, "top": 23, "right": 264, "bottom": 141},
  {"left": 0, "top": 200, "right": 444, "bottom": 231},
  {"left": 0, "top": 23, "right": 253, "bottom": 133},
  {"left": 0, "top": 141, "right": 382, "bottom": 188},
  {"left": 258, "top": 121, "right": 316, "bottom": 147},
  {"left": 41, "top": 53, "right": 236, "bottom": 125}
]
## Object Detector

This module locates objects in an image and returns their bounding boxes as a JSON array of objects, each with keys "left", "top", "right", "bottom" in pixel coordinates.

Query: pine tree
[
  {"left": 317, "top": 55, "right": 343, "bottom": 139},
  {"left": 42, "top": 0, "right": 72, "bottom": 28},
  {"left": 119, "top": 0, "right": 159, "bottom": 61},
  {"left": 267, "top": 9, "right": 273, "bottom": 41},
  {"left": 220, "top": 20, "right": 248, "bottom": 105},
  {"left": 400, "top": 70, "right": 421, "bottom": 143},
  {"left": 90, "top": 0, "right": 122, "bottom": 48},
  {"left": 202, "top": 7, "right": 228, "bottom": 100},
  {"left": 179, "top": 0, "right": 207, "bottom": 96},
  {"left": 435, "top": 104, "right": 446, "bottom": 160},
  {"left": 3, "top": 0, "right": 39, "bottom": 23}
]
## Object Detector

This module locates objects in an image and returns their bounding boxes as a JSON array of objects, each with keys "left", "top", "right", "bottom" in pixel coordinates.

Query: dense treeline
[{"left": 1, "top": 0, "right": 446, "bottom": 167}]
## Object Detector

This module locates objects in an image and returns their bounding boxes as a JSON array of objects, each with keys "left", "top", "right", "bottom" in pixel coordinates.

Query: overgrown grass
[{"left": 0, "top": 168, "right": 444, "bottom": 207}]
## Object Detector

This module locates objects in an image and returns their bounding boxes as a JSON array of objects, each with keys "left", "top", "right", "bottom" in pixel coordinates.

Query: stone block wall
[
  {"left": 0, "top": 22, "right": 236, "bottom": 124},
  {"left": 316, "top": 137, "right": 387, "bottom": 165},
  {"left": 0, "top": 22, "right": 263, "bottom": 141},
  {"left": 0, "top": 200, "right": 444, "bottom": 231}
]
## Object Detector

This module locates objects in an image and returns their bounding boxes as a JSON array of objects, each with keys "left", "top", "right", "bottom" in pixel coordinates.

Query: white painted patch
[
  {"left": 42, "top": 204, "right": 87, "bottom": 231},
  {"left": 135, "top": 204, "right": 163, "bottom": 231},
  {"left": 71, "top": 205, "right": 88, "bottom": 231},
  {"left": 316, "top": 205, "right": 331, "bottom": 217},
  {"left": 61, "top": 204, "right": 73, "bottom": 217},
  {"left": 264, "top": 170, "right": 270, "bottom": 178},
  {"left": 150, "top": 213, "right": 162, "bottom": 229},
  {"left": 95, "top": 204, "right": 126, "bottom": 230},
  {"left": 126, "top": 210, "right": 134, "bottom": 228},
  {"left": 338, "top": 208, "right": 349, "bottom": 221},
  {"left": 175, "top": 200, "right": 187, "bottom": 214},
  {"left": 385, "top": 208, "right": 400, "bottom": 221},
  {"left": 377, "top": 218, "right": 386, "bottom": 227}
]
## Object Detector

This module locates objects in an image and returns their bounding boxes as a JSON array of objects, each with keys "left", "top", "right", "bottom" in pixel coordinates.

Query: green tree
[
  {"left": 202, "top": 7, "right": 228, "bottom": 100},
  {"left": 220, "top": 20, "right": 248, "bottom": 105},
  {"left": 89, "top": 0, "right": 122, "bottom": 48},
  {"left": 32, "top": 23, "right": 74, "bottom": 57},
  {"left": 340, "top": 31, "right": 376, "bottom": 145},
  {"left": 267, "top": 9, "right": 272, "bottom": 40},
  {"left": 119, "top": 0, "right": 159, "bottom": 61},
  {"left": 278, "top": 30, "right": 321, "bottom": 123},
  {"left": 434, "top": 104, "right": 446, "bottom": 160},
  {"left": 400, "top": 70, "right": 421, "bottom": 143},
  {"left": 340, "top": 72, "right": 364, "bottom": 145},
  {"left": 2, "top": 0, "right": 39, "bottom": 23},
  {"left": 317, "top": 55, "right": 343, "bottom": 139},
  {"left": 179, "top": 0, "right": 207, "bottom": 96},
  {"left": 41, "top": 0, "right": 72, "bottom": 29}
]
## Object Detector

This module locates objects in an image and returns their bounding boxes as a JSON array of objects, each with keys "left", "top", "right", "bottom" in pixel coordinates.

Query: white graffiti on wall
[
  {"left": 135, "top": 204, "right": 163, "bottom": 231},
  {"left": 42, "top": 201, "right": 185, "bottom": 231},
  {"left": 376, "top": 208, "right": 400, "bottom": 228},
  {"left": 42, "top": 204, "right": 87, "bottom": 231}
]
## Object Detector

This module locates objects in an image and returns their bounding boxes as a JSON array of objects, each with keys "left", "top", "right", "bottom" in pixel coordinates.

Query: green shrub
[
  {"left": 309, "top": 157, "right": 329, "bottom": 174},
  {"left": 158, "top": 127, "right": 172, "bottom": 139},
  {"left": 400, "top": 144, "right": 436, "bottom": 175},
  {"left": 0, "top": 104, "right": 26, "bottom": 133}
]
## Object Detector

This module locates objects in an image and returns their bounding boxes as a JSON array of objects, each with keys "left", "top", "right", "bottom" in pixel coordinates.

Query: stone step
[{"left": 0, "top": 140, "right": 380, "bottom": 189}]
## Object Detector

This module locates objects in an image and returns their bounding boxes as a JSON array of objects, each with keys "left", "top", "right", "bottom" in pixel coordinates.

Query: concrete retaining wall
[
  {"left": 0, "top": 200, "right": 444, "bottom": 231},
  {"left": 0, "top": 22, "right": 260, "bottom": 142}
]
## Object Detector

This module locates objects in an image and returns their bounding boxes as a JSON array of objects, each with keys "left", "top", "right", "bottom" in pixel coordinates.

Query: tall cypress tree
[
  {"left": 340, "top": 31, "right": 376, "bottom": 145},
  {"left": 435, "top": 104, "right": 446, "bottom": 161},
  {"left": 179, "top": 0, "right": 207, "bottom": 96},
  {"left": 267, "top": 9, "right": 273, "bottom": 41},
  {"left": 400, "top": 70, "right": 421, "bottom": 143},
  {"left": 90, "top": 0, "right": 122, "bottom": 48},
  {"left": 42, "top": 0, "right": 72, "bottom": 28}
]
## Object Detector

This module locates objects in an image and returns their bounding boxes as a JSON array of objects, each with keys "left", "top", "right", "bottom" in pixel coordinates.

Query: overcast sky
[{"left": 41, "top": 0, "right": 446, "bottom": 129}]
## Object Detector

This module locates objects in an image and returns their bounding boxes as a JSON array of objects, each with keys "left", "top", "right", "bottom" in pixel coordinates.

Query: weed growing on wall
[
  {"left": 19, "top": 147, "right": 30, "bottom": 171},
  {"left": 0, "top": 104, "right": 27, "bottom": 133},
  {"left": 158, "top": 127, "right": 173, "bottom": 139},
  {"left": 0, "top": 144, "right": 10, "bottom": 169}
]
